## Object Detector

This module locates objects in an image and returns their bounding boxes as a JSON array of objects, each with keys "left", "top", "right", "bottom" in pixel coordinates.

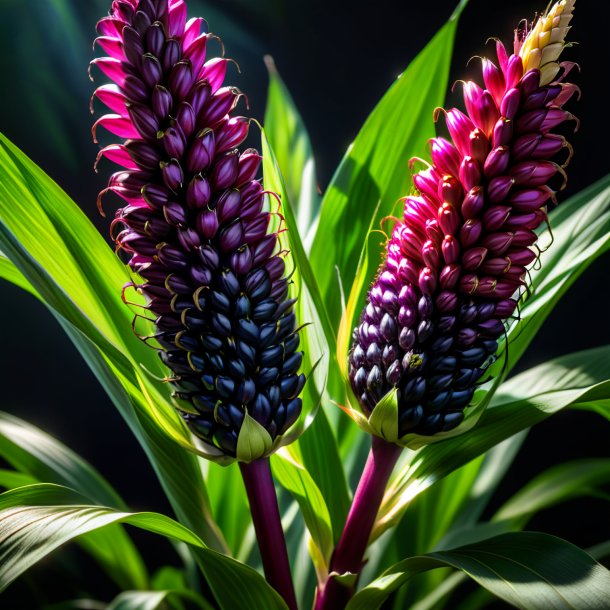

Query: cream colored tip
[{"left": 519, "top": 0, "right": 576, "bottom": 85}]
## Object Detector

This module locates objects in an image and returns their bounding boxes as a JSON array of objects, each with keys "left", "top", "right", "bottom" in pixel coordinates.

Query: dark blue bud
[
  {"left": 398, "top": 405, "right": 424, "bottom": 432},
  {"left": 261, "top": 345, "right": 284, "bottom": 367},
  {"left": 428, "top": 391, "right": 450, "bottom": 411},
  {"left": 211, "top": 312, "right": 232, "bottom": 337},
  {"left": 283, "top": 352, "right": 303, "bottom": 375},
  {"left": 227, "top": 358, "right": 246, "bottom": 379},
  {"left": 210, "top": 290, "right": 231, "bottom": 313},
  {"left": 201, "top": 333, "right": 223, "bottom": 352},
  {"left": 215, "top": 376, "right": 235, "bottom": 399},
  {"left": 251, "top": 394, "right": 271, "bottom": 426},
  {"left": 236, "top": 318, "right": 259, "bottom": 343},
  {"left": 442, "top": 411, "right": 465, "bottom": 431},
  {"left": 234, "top": 295, "right": 251, "bottom": 318},
  {"left": 237, "top": 379, "right": 256, "bottom": 404},
  {"left": 258, "top": 367, "right": 279, "bottom": 386},
  {"left": 253, "top": 298, "right": 278, "bottom": 321},
  {"left": 237, "top": 340, "right": 256, "bottom": 368}
]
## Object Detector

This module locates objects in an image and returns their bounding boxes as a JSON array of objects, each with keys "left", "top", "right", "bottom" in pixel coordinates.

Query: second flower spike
[
  {"left": 348, "top": 0, "right": 578, "bottom": 444},
  {"left": 91, "top": 0, "right": 305, "bottom": 462}
]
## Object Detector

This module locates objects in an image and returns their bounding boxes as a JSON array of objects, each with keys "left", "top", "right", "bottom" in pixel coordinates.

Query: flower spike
[
  {"left": 91, "top": 0, "right": 305, "bottom": 462},
  {"left": 347, "top": 0, "right": 578, "bottom": 445}
]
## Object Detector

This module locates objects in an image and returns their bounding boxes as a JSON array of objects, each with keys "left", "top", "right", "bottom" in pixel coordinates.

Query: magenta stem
[
  {"left": 315, "top": 436, "right": 403, "bottom": 610},
  {"left": 239, "top": 458, "right": 298, "bottom": 610}
]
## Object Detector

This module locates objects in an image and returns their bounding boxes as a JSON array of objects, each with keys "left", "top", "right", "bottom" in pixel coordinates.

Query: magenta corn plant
[{"left": 1, "top": 1, "right": 610, "bottom": 609}]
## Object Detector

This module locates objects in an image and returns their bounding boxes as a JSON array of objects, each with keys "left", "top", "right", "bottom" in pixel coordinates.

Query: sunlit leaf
[
  {"left": 348, "top": 532, "right": 610, "bottom": 610},
  {"left": 264, "top": 57, "right": 321, "bottom": 243},
  {"left": 0, "top": 133, "right": 227, "bottom": 552},
  {"left": 0, "top": 484, "right": 287, "bottom": 610}
]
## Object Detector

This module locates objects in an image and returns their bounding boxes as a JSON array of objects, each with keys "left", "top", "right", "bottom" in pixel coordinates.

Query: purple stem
[
  {"left": 315, "top": 436, "right": 403, "bottom": 610},
  {"left": 239, "top": 458, "right": 298, "bottom": 610}
]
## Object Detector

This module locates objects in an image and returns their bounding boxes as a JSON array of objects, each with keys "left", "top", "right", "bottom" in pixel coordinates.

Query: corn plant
[{"left": 1, "top": 0, "right": 610, "bottom": 609}]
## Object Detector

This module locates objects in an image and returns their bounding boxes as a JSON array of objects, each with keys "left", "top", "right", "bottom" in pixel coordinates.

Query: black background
[{"left": 1, "top": 0, "right": 609, "bottom": 607}]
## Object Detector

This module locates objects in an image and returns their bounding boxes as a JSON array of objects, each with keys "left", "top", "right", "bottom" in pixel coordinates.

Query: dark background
[{"left": 1, "top": 0, "right": 608, "bottom": 607}]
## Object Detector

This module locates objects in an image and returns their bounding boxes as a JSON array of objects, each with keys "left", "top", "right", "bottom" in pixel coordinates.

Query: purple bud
[
  {"left": 162, "top": 125, "right": 187, "bottom": 158},
  {"left": 483, "top": 146, "right": 510, "bottom": 178},
  {"left": 196, "top": 209, "right": 218, "bottom": 239},
  {"left": 492, "top": 117, "right": 513, "bottom": 147},
  {"left": 237, "top": 150, "right": 262, "bottom": 185},
  {"left": 161, "top": 159, "right": 184, "bottom": 191},
  {"left": 211, "top": 151, "right": 239, "bottom": 189},
  {"left": 461, "top": 186, "right": 485, "bottom": 219},
  {"left": 488, "top": 175, "right": 515, "bottom": 203},
  {"left": 508, "top": 187, "right": 553, "bottom": 211},
  {"left": 459, "top": 156, "right": 482, "bottom": 190},
  {"left": 152, "top": 85, "right": 173, "bottom": 118},
  {"left": 483, "top": 205, "right": 510, "bottom": 231},
  {"left": 187, "top": 129, "right": 216, "bottom": 174},
  {"left": 510, "top": 161, "right": 558, "bottom": 187},
  {"left": 127, "top": 103, "right": 159, "bottom": 139},
  {"left": 499, "top": 87, "right": 521, "bottom": 119},
  {"left": 186, "top": 175, "right": 211, "bottom": 209}
]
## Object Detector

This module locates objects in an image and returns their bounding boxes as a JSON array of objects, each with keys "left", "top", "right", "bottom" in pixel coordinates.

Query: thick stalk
[
  {"left": 239, "top": 458, "right": 298, "bottom": 610},
  {"left": 315, "top": 436, "right": 402, "bottom": 610}
]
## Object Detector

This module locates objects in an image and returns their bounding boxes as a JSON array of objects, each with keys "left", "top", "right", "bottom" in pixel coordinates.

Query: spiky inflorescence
[
  {"left": 91, "top": 0, "right": 304, "bottom": 458},
  {"left": 348, "top": 0, "right": 578, "bottom": 438}
]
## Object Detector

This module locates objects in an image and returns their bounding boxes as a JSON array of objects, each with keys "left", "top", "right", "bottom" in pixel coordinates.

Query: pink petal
[
  {"left": 185, "top": 33, "right": 208, "bottom": 77},
  {"left": 96, "top": 144, "right": 139, "bottom": 170},
  {"left": 91, "top": 84, "right": 128, "bottom": 115},
  {"left": 183, "top": 17, "right": 206, "bottom": 48},
  {"left": 96, "top": 17, "right": 126, "bottom": 38},
  {"left": 94, "top": 36, "right": 125, "bottom": 60},
  {"left": 92, "top": 114, "right": 139, "bottom": 142},
  {"left": 169, "top": 0, "right": 187, "bottom": 37},
  {"left": 201, "top": 58, "right": 228, "bottom": 93},
  {"left": 90, "top": 57, "right": 126, "bottom": 87}
]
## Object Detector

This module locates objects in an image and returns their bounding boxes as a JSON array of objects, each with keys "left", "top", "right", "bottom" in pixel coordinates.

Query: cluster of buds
[
  {"left": 349, "top": 0, "right": 578, "bottom": 439},
  {"left": 91, "top": 0, "right": 304, "bottom": 459}
]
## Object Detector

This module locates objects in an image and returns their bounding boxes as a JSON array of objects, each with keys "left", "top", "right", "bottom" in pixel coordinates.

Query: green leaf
[
  {"left": 309, "top": 6, "right": 464, "bottom": 334},
  {"left": 0, "top": 484, "right": 287, "bottom": 610},
  {"left": 0, "top": 133, "right": 228, "bottom": 552},
  {"left": 271, "top": 447, "right": 334, "bottom": 574},
  {"left": 0, "top": 469, "right": 38, "bottom": 489},
  {"left": 348, "top": 532, "right": 610, "bottom": 610},
  {"left": 297, "top": 408, "right": 351, "bottom": 544},
  {"left": 0, "top": 410, "right": 148, "bottom": 590},
  {"left": 264, "top": 57, "right": 321, "bottom": 241},
  {"left": 375, "top": 346, "right": 610, "bottom": 539},
  {"left": 106, "top": 590, "right": 212, "bottom": 610},
  {"left": 494, "top": 459, "right": 610, "bottom": 525},
  {"left": 0, "top": 411, "right": 126, "bottom": 508}
]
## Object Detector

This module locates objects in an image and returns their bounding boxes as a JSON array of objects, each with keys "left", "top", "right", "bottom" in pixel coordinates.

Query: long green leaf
[
  {"left": 271, "top": 447, "right": 334, "bottom": 575},
  {"left": 495, "top": 459, "right": 610, "bottom": 525},
  {"left": 0, "top": 133, "right": 227, "bottom": 552},
  {"left": 264, "top": 57, "right": 321, "bottom": 242},
  {"left": 309, "top": 3, "right": 466, "bottom": 334},
  {"left": 106, "top": 590, "right": 212, "bottom": 610},
  {"left": 0, "top": 410, "right": 148, "bottom": 590},
  {"left": 348, "top": 532, "right": 610, "bottom": 610},
  {"left": 0, "top": 484, "right": 287, "bottom": 610}
]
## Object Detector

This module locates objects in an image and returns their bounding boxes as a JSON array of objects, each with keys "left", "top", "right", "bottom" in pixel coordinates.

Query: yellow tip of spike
[{"left": 519, "top": 0, "right": 576, "bottom": 84}]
